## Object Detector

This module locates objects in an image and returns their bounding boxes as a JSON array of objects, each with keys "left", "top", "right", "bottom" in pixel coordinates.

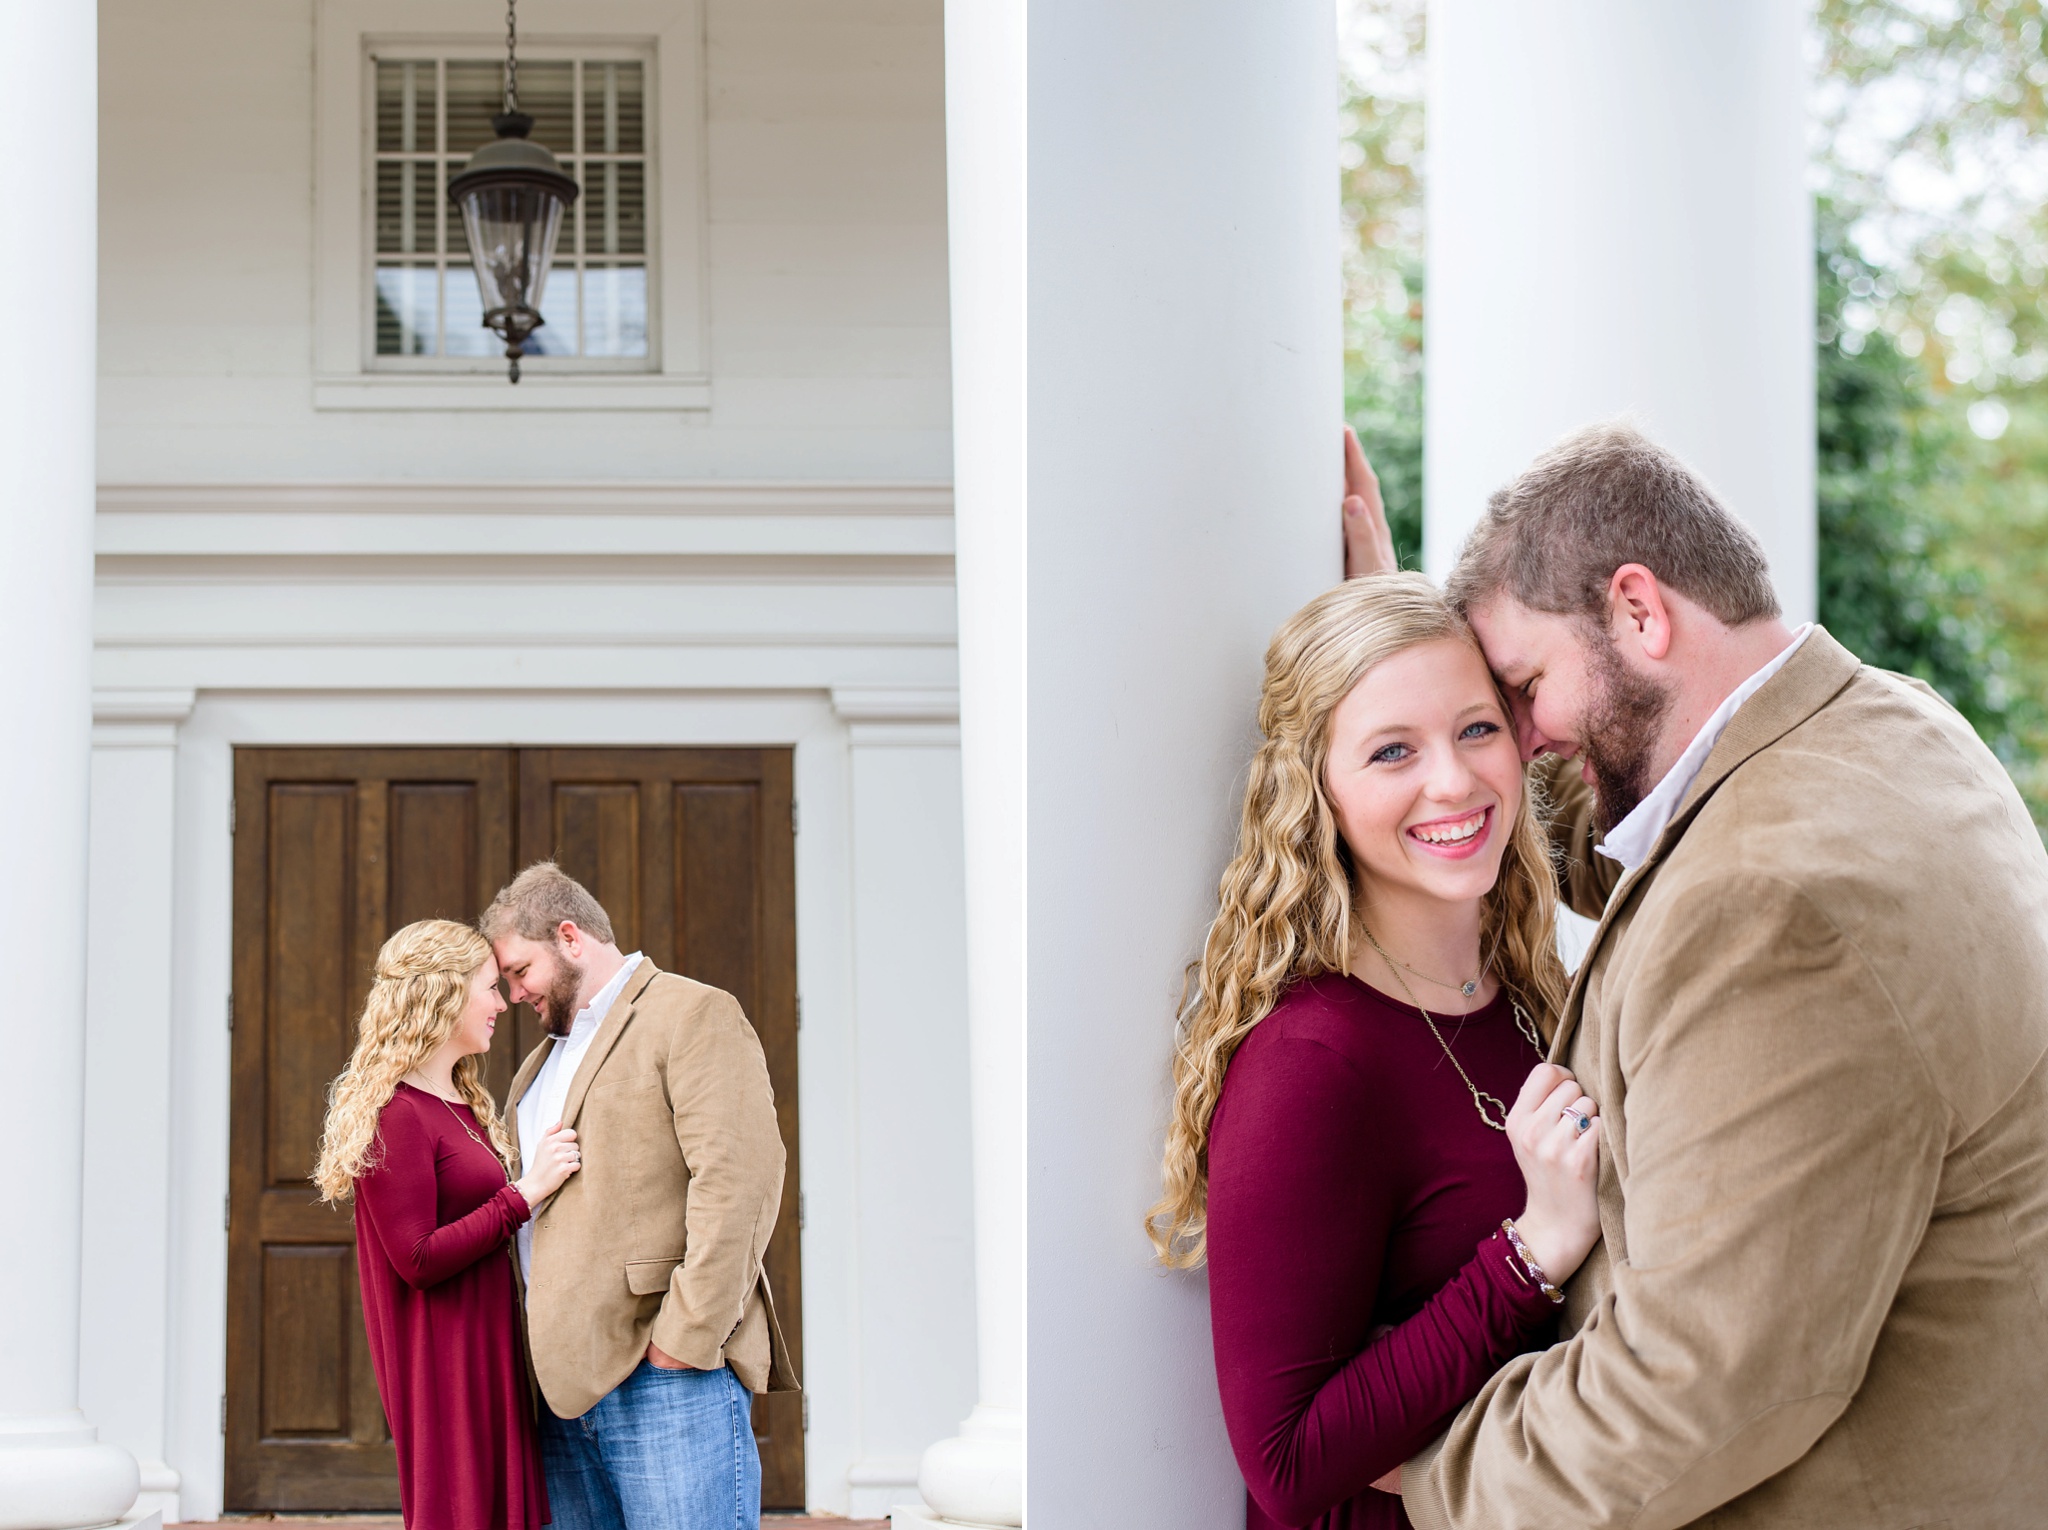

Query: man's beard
[
  {"left": 537, "top": 955, "right": 588, "bottom": 1038},
  {"left": 1579, "top": 630, "right": 1675, "bottom": 834}
]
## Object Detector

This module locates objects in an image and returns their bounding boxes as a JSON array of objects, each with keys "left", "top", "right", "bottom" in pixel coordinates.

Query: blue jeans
[{"left": 540, "top": 1361, "right": 761, "bottom": 1530}]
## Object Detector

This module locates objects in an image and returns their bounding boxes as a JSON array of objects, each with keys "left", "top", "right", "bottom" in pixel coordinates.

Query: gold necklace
[{"left": 1361, "top": 925, "right": 1543, "bottom": 1132}]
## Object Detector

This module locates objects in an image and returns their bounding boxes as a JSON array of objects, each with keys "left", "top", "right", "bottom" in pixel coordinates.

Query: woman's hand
[
  {"left": 514, "top": 1121, "right": 581, "bottom": 1208},
  {"left": 1343, "top": 426, "right": 1399, "bottom": 579},
  {"left": 1505, "top": 1063, "right": 1603, "bottom": 1285}
]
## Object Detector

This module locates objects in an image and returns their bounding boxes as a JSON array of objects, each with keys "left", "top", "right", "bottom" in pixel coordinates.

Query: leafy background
[{"left": 1341, "top": 0, "right": 2048, "bottom": 828}]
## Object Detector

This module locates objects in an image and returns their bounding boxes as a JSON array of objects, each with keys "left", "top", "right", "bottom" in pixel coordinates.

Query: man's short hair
[
  {"left": 479, "top": 861, "right": 616, "bottom": 946},
  {"left": 1444, "top": 421, "right": 1781, "bottom": 627}
]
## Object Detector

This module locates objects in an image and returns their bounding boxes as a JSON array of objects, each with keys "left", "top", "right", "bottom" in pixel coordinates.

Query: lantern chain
[{"left": 504, "top": 0, "right": 519, "bottom": 115}]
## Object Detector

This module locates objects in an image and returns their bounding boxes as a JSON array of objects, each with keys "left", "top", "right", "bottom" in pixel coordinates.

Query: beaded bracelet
[{"left": 1501, "top": 1219, "right": 1567, "bottom": 1305}]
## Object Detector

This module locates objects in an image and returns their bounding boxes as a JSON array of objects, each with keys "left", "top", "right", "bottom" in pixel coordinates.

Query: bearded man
[
  {"left": 1342, "top": 423, "right": 2048, "bottom": 1528},
  {"left": 483, "top": 862, "right": 795, "bottom": 1530}
]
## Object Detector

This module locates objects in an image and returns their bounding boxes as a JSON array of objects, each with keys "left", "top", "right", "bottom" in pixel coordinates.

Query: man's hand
[
  {"left": 1371, "top": 1466, "right": 1402, "bottom": 1494},
  {"left": 1343, "top": 425, "right": 1399, "bottom": 580},
  {"left": 646, "top": 1342, "right": 698, "bottom": 1371}
]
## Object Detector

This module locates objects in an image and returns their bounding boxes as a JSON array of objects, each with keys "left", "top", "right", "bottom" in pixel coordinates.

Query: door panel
[
  {"left": 518, "top": 749, "right": 803, "bottom": 1509},
  {"left": 228, "top": 746, "right": 802, "bottom": 1511},
  {"left": 227, "top": 750, "right": 514, "bottom": 1510}
]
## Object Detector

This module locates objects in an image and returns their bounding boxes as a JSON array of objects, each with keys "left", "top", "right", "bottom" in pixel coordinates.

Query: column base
[
  {"left": 0, "top": 1413, "right": 140, "bottom": 1530},
  {"left": 899, "top": 1405, "right": 1021, "bottom": 1528}
]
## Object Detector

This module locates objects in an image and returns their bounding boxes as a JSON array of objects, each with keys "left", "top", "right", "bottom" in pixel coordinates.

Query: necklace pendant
[
  {"left": 1461, "top": 980, "right": 1478, "bottom": 997},
  {"left": 1475, "top": 1091, "right": 1509, "bottom": 1132}
]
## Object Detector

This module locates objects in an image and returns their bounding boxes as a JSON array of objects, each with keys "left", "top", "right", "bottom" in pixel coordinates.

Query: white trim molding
[
  {"left": 92, "top": 689, "right": 197, "bottom": 749},
  {"left": 312, "top": 375, "right": 712, "bottom": 412},
  {"left": 830, "top": 686, "right": 961, "bottom": 722}
]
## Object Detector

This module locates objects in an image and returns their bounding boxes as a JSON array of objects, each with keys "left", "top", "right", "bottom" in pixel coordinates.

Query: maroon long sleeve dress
[
  {"left": 1205, "top": 973, "right": 1561, "bottom": 1530},
  {"left": 355, "top": 1082, "right": 549, "bottom": 1530}
]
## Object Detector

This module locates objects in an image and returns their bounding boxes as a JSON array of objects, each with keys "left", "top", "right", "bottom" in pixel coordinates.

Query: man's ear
[
  {"left": 556, "top": 919, "right": 583, "bottom": 959},
  {"left": 1607, "top": 564, "right": 1674, "bottom": 662}
]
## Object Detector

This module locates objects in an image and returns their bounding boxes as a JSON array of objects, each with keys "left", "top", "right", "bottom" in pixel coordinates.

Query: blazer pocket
[{"left": 624, "top": 1257, "right": 683, "bottom": 1296}]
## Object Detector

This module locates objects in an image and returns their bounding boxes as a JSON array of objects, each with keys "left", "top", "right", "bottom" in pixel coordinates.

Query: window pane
[
  {"left": 375, "top": 160, "right": 439, "bottom": 256},
  {"left": 582, "top": 266, "right": 648, "bottom": 357},
  {"left": 584, "top": 161, "right": 646, "bottom": 257},
  {"left": 375, "top": 60, "right": 435, "bottom": 154},
  {"left": 375, "top": 266, "right": 438, "bottom": 355},
  {"left": 443, "top": 267, "right": 495, "bottom": 357},
  {"left": 582, "top": 62, "right": 644, "bottom": 155},
  {"left": 446, "top": 60, "right": 503, "bottom": 155},
  {"left": 447, "top": 59, "right": 574, "bottom": 156},
  {"left": 526, "top": 273, "right": 580, "bottom": 357},
  {"left": 520, "top": 62, "right": 575, "bottom": 154}
]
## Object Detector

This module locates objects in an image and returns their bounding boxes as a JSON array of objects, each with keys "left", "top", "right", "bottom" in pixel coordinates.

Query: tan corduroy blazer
[
  {"left": 507, "top": 960, "right": 798, "bottom": 1419},
  {"left": 1404, "top": 629, "right": 2048, "bottom": 1530}
]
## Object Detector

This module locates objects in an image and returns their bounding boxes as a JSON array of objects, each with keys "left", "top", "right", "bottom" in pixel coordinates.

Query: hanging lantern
[{"left": 447, "top": 0, "right": 578, "bottom": 382}]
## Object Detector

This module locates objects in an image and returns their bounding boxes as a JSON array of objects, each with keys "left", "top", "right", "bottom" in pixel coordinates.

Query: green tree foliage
[
  {"left": 1816, "top": 0, "right": 2048, "bottom": 821},
  {"left": 1339, "top": 0, "right": 1425, "bottom": 568},
  {"left": 1816, "top": 207, "right": 2028, "bottom": 759}
]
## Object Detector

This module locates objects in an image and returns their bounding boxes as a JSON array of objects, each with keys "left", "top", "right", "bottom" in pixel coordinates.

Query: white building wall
[
  {"left": 98, "top": 0, "right": 952, "bottom": 482},
  {"left": 88, "top": 0, "right": 969, "bottom": 1519}
]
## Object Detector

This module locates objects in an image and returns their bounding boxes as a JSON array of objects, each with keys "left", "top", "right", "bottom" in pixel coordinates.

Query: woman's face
[
  {"left": 1323, "top": 637, "right": 1524, "bottom": 912},
  {"left": 451, "top": 957, "right": 508, "bottom": 1058}
]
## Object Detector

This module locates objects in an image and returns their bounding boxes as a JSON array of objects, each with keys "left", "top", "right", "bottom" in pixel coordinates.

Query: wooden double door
[{"left": 225, "top": 747, "right": 803, "bottom": 1511}]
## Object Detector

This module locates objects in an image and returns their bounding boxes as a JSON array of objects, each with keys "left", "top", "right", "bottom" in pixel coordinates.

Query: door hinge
[
  {"left": 226, "top": 991, "right": 234, "bottom": 1032},
  {"left": 789, "top": 798, "right": 799, "bottom": 836},
  {"left": 802, "top": 1395, "right": 810, "bottom": 1433},
  {"left": 793, "top": 994, "right": 801, "bottom": 1031},
  {"left": 221, "top": 1395, "right": 227, "bottom": 1436},
  {"left": 797, "top": 1193, "right": 806, "bottom": 1231},
  {"left": 228, "top": 792, "right": 236, "bottom": 834},
  {"left": 224, "top": 1194, "right": 231, "bottom": 1232}
]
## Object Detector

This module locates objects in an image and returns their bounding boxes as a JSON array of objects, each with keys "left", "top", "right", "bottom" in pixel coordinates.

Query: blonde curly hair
[
  {"left": 1147, "top": 573, "right": 1569, "bottom": 1267},
  {"left": 312, "top": 919, "right": 516, "bottom": 1203}
]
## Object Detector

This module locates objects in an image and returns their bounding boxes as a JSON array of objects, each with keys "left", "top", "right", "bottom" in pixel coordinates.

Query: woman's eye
[
  {"left": 1369, "top": 743, "right": 1412, "bottom": 765},
  {"left": 1460, "top": 721, "right": 1501, "bottom": 741}
]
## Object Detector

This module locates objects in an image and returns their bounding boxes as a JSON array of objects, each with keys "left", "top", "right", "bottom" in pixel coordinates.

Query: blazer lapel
[
  {"left": 558, "top": 958, "right": 664, "bottom": 1131},
  {"left": 1546, "top": 628, "right": 1862, "bottom": 1063},
  {"left": 508, "top": 1036, "right": 555, "bottom": 1111}
]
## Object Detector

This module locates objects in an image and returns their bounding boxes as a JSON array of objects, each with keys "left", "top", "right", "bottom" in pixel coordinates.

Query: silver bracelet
[{"left": 1501, "top": 1219, "right": 1566, "bottom": 1305}]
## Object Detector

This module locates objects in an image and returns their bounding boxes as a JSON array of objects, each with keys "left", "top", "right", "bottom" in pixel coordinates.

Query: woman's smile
[{"left": 1406, "top": 804, "right": 1494, "bottom": 860}]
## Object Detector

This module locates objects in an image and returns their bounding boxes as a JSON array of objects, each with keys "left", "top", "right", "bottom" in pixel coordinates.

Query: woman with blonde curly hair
[
  {"left": 314, "top": 918, "right": 581, "bottom": 1530},
  {"left": 1148, "top": 572, "right": 1604, "bottom": 1530}
]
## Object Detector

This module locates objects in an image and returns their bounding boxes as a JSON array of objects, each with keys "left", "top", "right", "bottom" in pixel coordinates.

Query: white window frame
[
  {"left": 313, "top": 0, "right": 707, "bottom": 411},
  {"left": 364, "top": 42, "right": 659, "bottom": 374}
]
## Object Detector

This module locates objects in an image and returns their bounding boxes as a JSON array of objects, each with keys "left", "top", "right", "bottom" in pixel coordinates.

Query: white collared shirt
[
  {"left": 516, "top": 951, "right": 644, "bottom": 1283},
  {"left": 1595, "top": 626, "right": 1813, "bottom": 874}
]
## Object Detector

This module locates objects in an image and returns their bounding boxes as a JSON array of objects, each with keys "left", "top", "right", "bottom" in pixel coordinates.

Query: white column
[
  {"left": 900, "top": 6, "right": 1029, "bottom": 1525},
  {"left": 913, "top": 2, "right": 1340, "bottom": 1526},
  {"left": 0, "top": 0, "right": 142, "bottom": 1526},
  {"left": 1423, "top": 0, "right": 1815, "bottom": 621},
  {"left": 79, "top": 693, "right": 199, "bottom": 1524}
]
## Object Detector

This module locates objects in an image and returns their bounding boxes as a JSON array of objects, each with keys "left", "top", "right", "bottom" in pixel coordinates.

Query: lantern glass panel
[{"left": 454, "top": 181, "right": 568, "bottom": 328}]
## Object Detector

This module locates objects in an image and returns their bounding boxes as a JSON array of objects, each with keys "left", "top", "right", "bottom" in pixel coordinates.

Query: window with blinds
[{"left": 371, "top": 52, "right": 652, "bottom": 365}]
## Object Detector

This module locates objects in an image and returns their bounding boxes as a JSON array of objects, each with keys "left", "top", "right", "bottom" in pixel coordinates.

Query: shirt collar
[
  {"left": 564, "top": 951, "right": 644, "bottom": 1042},
  {"left": 1595, "top": 625, "right": 1813, "bottom": 874}
]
